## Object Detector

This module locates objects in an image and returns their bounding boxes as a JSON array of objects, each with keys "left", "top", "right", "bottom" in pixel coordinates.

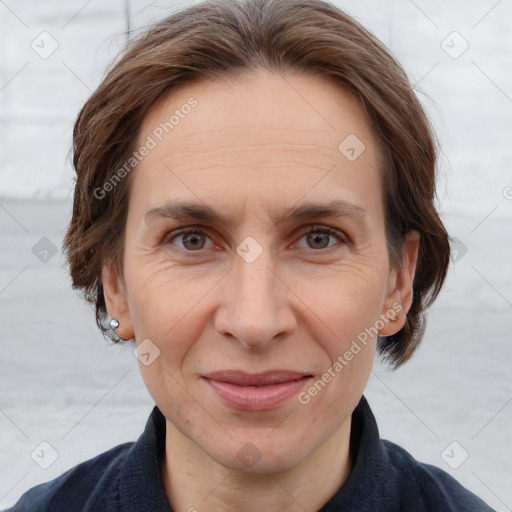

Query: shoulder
[
  {"left": 4, "top": 441, "right": 133, "bottom": 512},
  {"left": 381, "top": 439, "right": 495, "bottom": 511}
]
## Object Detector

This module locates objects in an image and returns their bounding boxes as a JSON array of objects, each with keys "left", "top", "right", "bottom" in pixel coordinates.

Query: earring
[{"left": 109, "top": 317, "right": 131, "bottom": 341}]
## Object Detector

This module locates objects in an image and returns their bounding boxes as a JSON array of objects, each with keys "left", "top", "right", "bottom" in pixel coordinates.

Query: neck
[{"left": 161, "top": 417, "right": 353, "bottom": 512}]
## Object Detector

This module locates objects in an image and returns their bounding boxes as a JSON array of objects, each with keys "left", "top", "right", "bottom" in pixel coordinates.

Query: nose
[{"left": 214, "top": 248, "right": 296, "bottom": 350}]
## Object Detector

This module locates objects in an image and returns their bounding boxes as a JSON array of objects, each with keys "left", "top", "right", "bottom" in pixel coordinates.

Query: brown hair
[{"left": 63, "top": 0, "right": 450, "bottom": 368}]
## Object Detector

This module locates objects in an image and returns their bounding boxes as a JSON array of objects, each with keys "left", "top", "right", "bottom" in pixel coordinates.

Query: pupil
[
  {"left": 184, "top": 233, "right": 203, "bottom": 250},
  {"left": 308, "top": 232, "right": 328, "bottom": 249}
]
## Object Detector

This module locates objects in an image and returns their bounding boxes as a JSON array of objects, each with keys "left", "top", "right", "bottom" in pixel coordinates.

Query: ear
[
  {"left": 102, "top": 263, "right": 134, "bottom": 340},
  {"left": 378, "top": 230, "right": 420, "bottom": 336}
]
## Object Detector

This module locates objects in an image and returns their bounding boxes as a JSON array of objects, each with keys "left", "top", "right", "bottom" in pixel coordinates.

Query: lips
[
  {"left": 202, "top": 370, "right": 312, "bottom": 386},
  {"left": 201, "top": 370, "right": 313, "bottom": 411}
]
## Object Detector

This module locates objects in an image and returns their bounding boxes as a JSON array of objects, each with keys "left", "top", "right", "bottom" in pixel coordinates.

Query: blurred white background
[{"left": 1, "top": 0, "right": 511, "bottom": 510}]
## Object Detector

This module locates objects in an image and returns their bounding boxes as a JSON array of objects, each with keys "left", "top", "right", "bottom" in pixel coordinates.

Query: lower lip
[{"left": 202, "top": 377, "right": 312, "bottom": 411}]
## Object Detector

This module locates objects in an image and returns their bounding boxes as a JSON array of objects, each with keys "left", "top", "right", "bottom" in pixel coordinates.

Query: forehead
[
  {"left": 139, "top": 69, "right": 378, "bottom": 152},
  {"left": 131, "top": 69, "right": 382, "bottom": 214}
]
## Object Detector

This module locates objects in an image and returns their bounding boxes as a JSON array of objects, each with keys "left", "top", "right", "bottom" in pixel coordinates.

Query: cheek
[
  {"left": 296, "top": 273, "right": 380, "bottom": 424},
  {"left": 124, "top": 256, "right": 223, "bottom": 371},
  {"left": 294, "top": 262, "right": 389, "bottom": 340},
  {"left": 124, "top": 252, "right": 197, "bottom": 329}
]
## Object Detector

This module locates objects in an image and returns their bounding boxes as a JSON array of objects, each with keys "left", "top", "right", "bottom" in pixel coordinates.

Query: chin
[
  {"left": 217, "top": 450, "right": 302, "bottom": 475},
  {"left": 203, "top": 433, "right": 311, "bottom": 474}
]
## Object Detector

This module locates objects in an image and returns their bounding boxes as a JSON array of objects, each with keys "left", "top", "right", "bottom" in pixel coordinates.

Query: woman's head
[{"left": 63, "top": 0, "right": 449, "bottom": 471}]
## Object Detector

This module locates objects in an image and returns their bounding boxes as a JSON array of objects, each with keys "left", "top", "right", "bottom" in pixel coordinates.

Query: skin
[{"left": 103, "top": 69, "right": 419, "bottom": 512}]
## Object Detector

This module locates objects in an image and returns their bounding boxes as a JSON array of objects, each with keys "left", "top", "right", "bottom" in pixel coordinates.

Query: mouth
[{"left": 201, "top": 370, "right": 313, "bottom": 411}]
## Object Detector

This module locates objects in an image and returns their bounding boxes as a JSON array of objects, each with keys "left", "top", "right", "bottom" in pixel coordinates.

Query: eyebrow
[{"left": 144, "top": 199, "right": 368, "bottom": 228}]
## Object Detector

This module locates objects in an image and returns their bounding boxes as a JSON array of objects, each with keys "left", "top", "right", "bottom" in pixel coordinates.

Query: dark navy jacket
[{"left": 5, "top": 395, "right": 495, "bottom": 511}]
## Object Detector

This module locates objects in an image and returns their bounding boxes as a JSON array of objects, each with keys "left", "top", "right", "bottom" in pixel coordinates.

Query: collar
[
  {"left": 117, "top": 404, "right": 172, "bottom": 511},
  {"left": 320, "top": 394, "right": 388, "bottom": 510}
]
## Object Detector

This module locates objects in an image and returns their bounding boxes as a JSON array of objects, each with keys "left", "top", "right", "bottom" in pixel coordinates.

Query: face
[{"left": 104, "top": 69, "right": 417, "bottom": 473}]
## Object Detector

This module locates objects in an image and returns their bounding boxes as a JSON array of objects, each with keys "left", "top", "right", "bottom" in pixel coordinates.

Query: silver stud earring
[{"left": 109, "top": 317, "right": 131, "bottom": 341}]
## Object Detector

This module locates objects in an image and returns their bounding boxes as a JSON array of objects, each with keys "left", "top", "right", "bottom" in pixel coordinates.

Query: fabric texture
[{"left": 5, "top": 395, "right": 495, "bottom": 511}]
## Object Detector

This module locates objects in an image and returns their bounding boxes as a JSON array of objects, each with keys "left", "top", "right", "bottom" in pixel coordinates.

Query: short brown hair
[{"left": 63, "top": 0, "right": 450, "bottom": 368}]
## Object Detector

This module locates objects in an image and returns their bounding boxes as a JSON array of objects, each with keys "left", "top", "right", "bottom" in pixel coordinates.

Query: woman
[{"left": 7, "top": 0, "right": 495, "bottom": 510}]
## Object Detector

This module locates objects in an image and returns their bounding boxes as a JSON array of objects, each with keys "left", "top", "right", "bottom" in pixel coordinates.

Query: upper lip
[{"left": 202, "top": 370, "right": 312, "bottom": 386}]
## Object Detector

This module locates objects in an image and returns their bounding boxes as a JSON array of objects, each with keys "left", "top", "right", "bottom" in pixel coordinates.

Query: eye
[
  {"left": 166, "top": 226, "right": 215, "bottom": 251},
  {"left": 295, "top": 225, "right": 346, "bottom": 251},
  {"left": 164, "top": 224, "right": 347, "bottom": 254}
]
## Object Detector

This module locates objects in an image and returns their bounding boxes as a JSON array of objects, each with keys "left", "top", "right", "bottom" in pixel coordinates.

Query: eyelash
[{"left": 164, "top": 224, "right": 347, "bottom": 254}]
